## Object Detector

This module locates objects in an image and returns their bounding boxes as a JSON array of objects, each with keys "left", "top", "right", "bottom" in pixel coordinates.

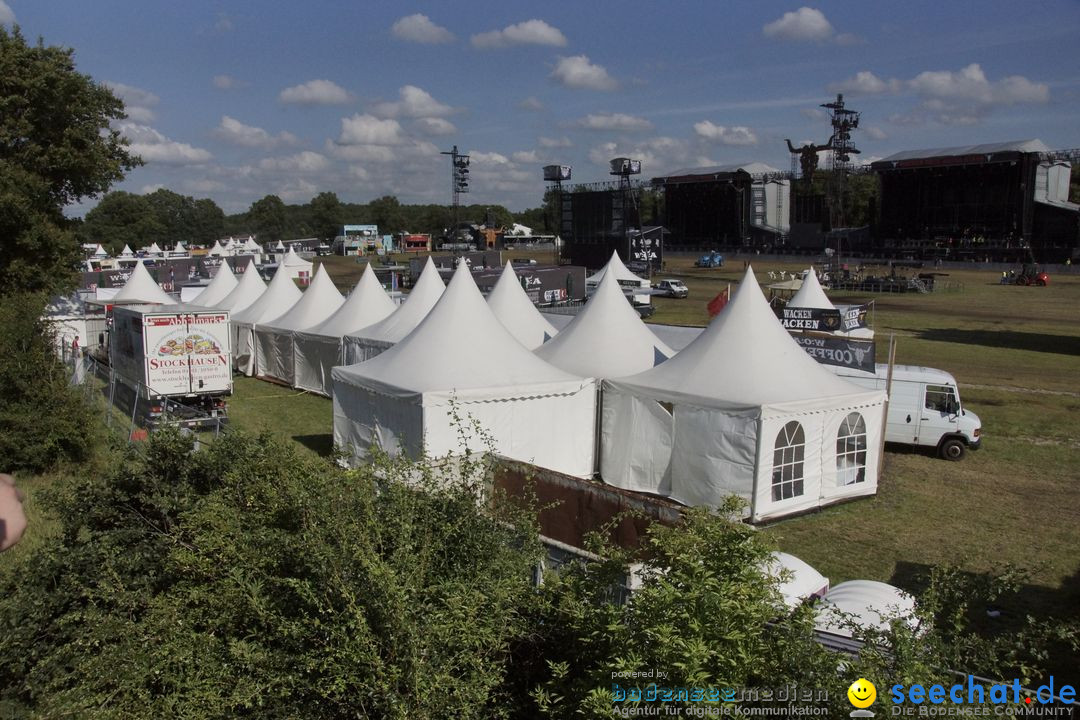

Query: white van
[{"left": 826, "top": 364, "right": 981, "bottom": 460}]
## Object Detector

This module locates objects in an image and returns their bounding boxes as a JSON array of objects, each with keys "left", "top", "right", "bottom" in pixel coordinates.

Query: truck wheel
[{"left": 939, "top": 438, "right": 966, "bottom": 461}]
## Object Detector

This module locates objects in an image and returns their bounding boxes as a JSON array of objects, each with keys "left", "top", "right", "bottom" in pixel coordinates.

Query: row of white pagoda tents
[
  {"left": 89, "top": 237, "right": 263, "bottom": 260},
  {"left": 98, "top": 251, "right": 885, "bottom": 522}
]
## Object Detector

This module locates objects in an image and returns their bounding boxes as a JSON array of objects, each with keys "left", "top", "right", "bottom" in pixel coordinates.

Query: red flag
[{"left": 707, "top": 285, "right": 730, "bottom": 317}]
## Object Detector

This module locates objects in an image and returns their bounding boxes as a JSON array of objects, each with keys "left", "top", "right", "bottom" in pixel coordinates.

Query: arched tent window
[
  {"left": 836, "top": 412, "right": 867, "bottom": 485},
  {"left": 772, "top": 421, "right": 805, "bottom": 502}
]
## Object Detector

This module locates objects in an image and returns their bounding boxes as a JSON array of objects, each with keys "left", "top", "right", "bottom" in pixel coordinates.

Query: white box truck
[
  {"left": 109, "top": 305, "right": 232, "bottom": 428},
  {"left": 826, "top": 363, "right": 981, "bottom": 460}
]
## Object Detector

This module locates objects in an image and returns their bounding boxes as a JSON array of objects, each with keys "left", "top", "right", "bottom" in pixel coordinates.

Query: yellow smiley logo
[{"left": 848, "top": 678, "right": 877, "bottom": 709}]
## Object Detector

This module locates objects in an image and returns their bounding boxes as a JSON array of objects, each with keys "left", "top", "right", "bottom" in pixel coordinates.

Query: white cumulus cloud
[
  {"left": 371, "top": 85, "right": 454, "bottom": 118},
  {"left": 829, "top": 70, "right": 902, "bottom": 95},
  {"left": 279, "top": 79, "right": 352, "bottom": 105},
  {"left": 764, "top": 7, "right": 853, "bottom": 44},
  {"left": 519, "top": 96, "right": 544, "bottom": 111},
  {"left": 258, "top": 151, "right": 330, "bottom": 174},
  {"left": 214, "top": 116, "right": 297, "bottom": 149},
  {"left": 577, "top": 113, "right": 653, "bottom": 132},
  {"left": 693, "top": 121, "right": 758, "bottom": 146},
  {"left": 391, "top": 14, "right": 454, "bottom": 44},
  {"left": 337, "top": 114, "right": 407, "bottom": 146},
  {"left": 512, "top": 150, "right": 539, "bottom": 163},
  {"left": 106, "top": 82, "right": 159, "bottom": 123},
  {"left": 213, "top": 74, "right": 238, "bottom": 89},
  {"left": 909, "top": 63, "right": 1048, "bottom": 105},
  {"left": 551, "top": 55, "right": 617, "bottom": 91},
  {"left": 0, "top": 2, "right": 15, "bottom": 25},
  {"left": 413, "top": 117, "right": 457, "bottom": 136},
  {"left": 119, "top": 122, "right": 212, "bottom": 165},
  {"left": 538, "top": 136, "right": 572, "bottom": 148},
  {"left": 471, "top": 19, "right": 567, "bottom": 49}
]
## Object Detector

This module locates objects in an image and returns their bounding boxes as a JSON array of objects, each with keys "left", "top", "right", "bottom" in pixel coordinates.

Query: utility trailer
[{"left": 109, "top": 304, "right": 232, "bottom": 429}]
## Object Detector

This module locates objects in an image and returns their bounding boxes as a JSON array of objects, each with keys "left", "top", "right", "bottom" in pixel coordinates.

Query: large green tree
[
  {"left": 246, "top": 194, "right": 287, "bottom": 242},
  {"left": 0, "top": 26, "right": 139, "bottom": 294},
  {"left": 80, "top": 190, "right": 162, "bottom": 253},
  {"left": 309, "top": 190, "right": 343, "bottom": 241}
]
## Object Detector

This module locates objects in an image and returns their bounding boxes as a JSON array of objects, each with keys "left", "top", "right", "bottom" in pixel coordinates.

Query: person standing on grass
[{"left": 0, "top": 474, "right": 27, "bottom": 551}]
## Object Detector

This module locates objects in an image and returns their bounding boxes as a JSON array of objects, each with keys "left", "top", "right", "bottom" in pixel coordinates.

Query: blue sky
[{"left": 4, "top": 1, "right": 1079, "bottom": 215}]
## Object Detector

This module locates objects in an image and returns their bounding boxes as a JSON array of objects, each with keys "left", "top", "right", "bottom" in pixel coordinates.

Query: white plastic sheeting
[
  {"left": 294, "top": 264, "right": 396, "bottom": 396},
  {"left": 815, "top": 580, "right": 917, "bottom": 637},
  {"left": 213, "top": 260, "right": 266, "bottom": 313},
  {"left": 188, "top": 262, "right": 237, "bottom": 307},
  {"left": 333, "top": 260, "right": 596, "bottom": 478},
  {"left": 763, "top": 552, "right": 830, "bottom": 610},
  {"left": 536, "top": 268, "right": 672, "bottom": 378},
  {"left": 487, "top": 261, "right": 558, "bottom": 350},
  {"left": 601, "top": 267, "right": 885, "bottom": 522},
  {"left": 231, "top": 265, "right": 302, "bottom": 375},
  {"left": 107, "top": 261, "right": 175, "bottom": 304},
  {"left": 254, "top": 265, "right": 344, "bottom": 384},
  {"left": 342, "top": 257, "right": 445, "bottom": 364}
]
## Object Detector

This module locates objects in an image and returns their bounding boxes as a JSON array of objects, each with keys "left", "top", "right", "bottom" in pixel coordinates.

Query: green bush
[{"left": 0, "top": 291, "right": 98, "bottom": 473}]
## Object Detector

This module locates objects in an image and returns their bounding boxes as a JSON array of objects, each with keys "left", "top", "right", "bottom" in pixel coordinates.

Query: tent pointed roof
[
  {"left": 336, "top": 260, "right": 582, "bottom": 395},
  {"left": 274, "top": 239, "right": 286, "bottom": 251},
  {"left": 91, "top": 244, "right": 108, "bottom": 257},
  {"left": 281, "top": 245, "right": 311, "bottom": 268},
  {"left": 536, "top": 268, "right": 673, "bottom": 377},
  {"left": 190, "top": 261, "right": 238, "bottom": 307},
  {"left": 243, "top": 235, "right": 261, "bottom": 253},
  {"left": 207, "top": 240, "right": 226, "bottom": 257},
  {"left": 609, "top": 266, "right": 871, "bottom": 407},
  {"left": 110, "top": 261, "right": 175, "bottom": 304},
  {"left": 347, "top": 256, "right": 445, "bottom": 344},
  {"left": 303, "top": 264, "right": 396, "bottom": 338},
  {"left": 586, "top": 250, "right": 646, "bottom": 285},
  {"left": 487, "top": 261, "right": 558, "bottom": 349},
  {"left": 788, "top": 267, "right": 833, "bottom": 310},
  {"left": 232, "top": 262, "right": 303, "bottom": 325},
  {"left": 214, "top": 260, "right": 266, "bottom": 312},
  {"left": 259, "top": 264, "right": 344, "bottom": 331},
  {"left": 173, "top": 240, "right": 187, "bottom": 253},
  {"left": 118, "top": 244, "right": 135, "bottom": 258},
  {"left": 147, "top": 242, "right": 163, "bottom": 255}
]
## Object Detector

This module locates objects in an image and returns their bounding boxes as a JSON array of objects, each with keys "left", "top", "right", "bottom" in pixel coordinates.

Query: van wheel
[{"left": 939, "top": 438, "right": 966, "bottom": 461}]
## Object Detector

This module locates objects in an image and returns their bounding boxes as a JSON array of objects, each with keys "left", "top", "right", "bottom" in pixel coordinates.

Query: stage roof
[
  {"left": 655, "top": 162, "right": 782, "bottom": 183},
  {"left": 872, "top": 139, "right": 1050, "bottom": 170}
]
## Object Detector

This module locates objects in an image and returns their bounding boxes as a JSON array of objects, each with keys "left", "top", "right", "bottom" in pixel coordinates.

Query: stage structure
[
  {"left": 654, "top": 163, "right": 789, "bottom": 250},
  {"left": 543, "top": 164, "right": 572, "bottom": 264},
  {"left": 440, "top": 145, "right": 470, "bottom": 246},
  {"left": 559, "top": 158, "right": 663, "bottom": 272},
  {"left": 871, "top": 140, "right": 1079, "bottom": 263}
]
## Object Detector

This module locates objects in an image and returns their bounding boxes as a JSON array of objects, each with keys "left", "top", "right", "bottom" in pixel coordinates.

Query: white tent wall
[
  {"left": 342, "top": 336, "right": 393, "bottom": 365},
  {"left": 294, "top": 335, "right": 344, "bottom": 396},
  {"left": 253, "top": 266, "right": 343, "bottom": 384},
  {"left": 333, "top": 383, "right": 596, "bottom": 479}
]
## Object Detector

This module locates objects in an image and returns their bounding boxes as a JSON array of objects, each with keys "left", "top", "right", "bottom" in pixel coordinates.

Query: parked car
[{"left": 652, "top": 279, "right": 689, "bottom": 299}]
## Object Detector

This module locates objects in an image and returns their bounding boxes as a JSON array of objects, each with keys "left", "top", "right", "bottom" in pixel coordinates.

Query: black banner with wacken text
[
  {"left": 792, "top": 335, "right": 876, "bottom": 373},
  {"left": 776, "top": 304, "right": 870, "bottom": 332}
]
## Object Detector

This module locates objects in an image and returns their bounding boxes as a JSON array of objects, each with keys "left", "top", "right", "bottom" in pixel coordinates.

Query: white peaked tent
[
  {"left": 231, "top": 266, "right": 303, "bottom": 375},
  {"left": 207, "top": 240, "right": 227, "bottom": 257},
  {"left": 243, "top": 235, "right": 261, "bottom": 254},
  {"left": 600, "top": 267, "right": 885, "bottom": 523},
  {"left": 146, "top": 242, "right": 163, "bottom": 256},
  {"left": 278, "top": 246, "right": 314, "bottom": 282},
  {"left": 788, "top": 267, "right": 831, "bottom": 309},
  {"left": 536, "top": 269, "right": 673, "bottom": 377},
  {"left": 91, "top": 244, "right": 108, "bottom": 258},
  {"left": 342, "top": 257, "right": 445, "bottom": 364},
  {"left": 333, "top": 261, "right": 596, "bottom": 477},
  {"left": 254, "top": 265, "right": 344, "bottom": 383},
  {"left": 274, "top": 240, "right": 286, "bottom": 252},
  {"left": 214, "top": 260, "right": 266, "bottom": 314},
  {"left": 108, "top": 261, "right": 175, "bottom": 304},
  {"left": 815, "top": 580, "right": 917, "bottom": 637},
  {"left": 294, "top": 264, "right": 396, "bottom": 396},
  {"left": 190, "top": 261, "right": 238, "bottom": 307},
  {"left": 171, "top": 241, "right": 188, "bottom": 255},
  {"left": 487, "top": 261, "right": 558, "bottom": 350},
  {"left": 118, "top": 244, "right": 135, "bottom": 259},
  {"left": 586, "top": 250, "right": 650, "bottom": 304}
]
